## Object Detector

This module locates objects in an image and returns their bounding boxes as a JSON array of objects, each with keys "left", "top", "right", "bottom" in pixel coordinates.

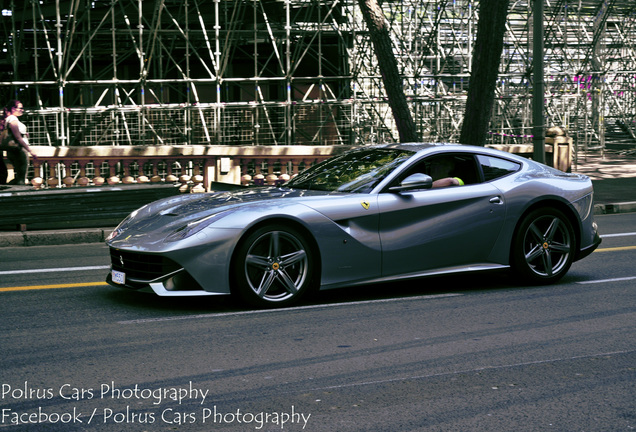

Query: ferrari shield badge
[{"left": 361, "top": 201, "right": 370, "bottom": 210}]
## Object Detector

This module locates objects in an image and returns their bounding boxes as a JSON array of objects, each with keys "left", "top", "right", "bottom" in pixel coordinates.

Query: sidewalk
[
  {"left": 1, "top": 149, "right": 635, "bottom": 248},
  {"left": 576, "top": 150, "right": 636, "bottom": 214}
]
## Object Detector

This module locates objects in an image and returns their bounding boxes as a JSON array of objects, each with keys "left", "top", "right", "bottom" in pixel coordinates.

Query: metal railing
[{"left": 24, "top": 145, "right": 348, "bottom": 191}]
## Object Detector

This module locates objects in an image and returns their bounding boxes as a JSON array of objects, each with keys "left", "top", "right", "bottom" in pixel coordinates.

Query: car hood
[
  {"left": 150, "top": 186, "right": 329, "bottom": 216},
  {"left": 108, "top": 186, "right": 334, "bottom": 247}
]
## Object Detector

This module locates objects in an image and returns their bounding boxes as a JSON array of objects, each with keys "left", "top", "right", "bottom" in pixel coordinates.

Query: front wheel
[
  {"left": 511, "top": 208, "right": 576, "bottom": 284},
  {"left": 232, "top": 225, "right": 318, "bottom": 307}
]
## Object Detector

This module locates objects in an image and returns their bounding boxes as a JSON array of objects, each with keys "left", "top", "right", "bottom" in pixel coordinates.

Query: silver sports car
[{"left": 106, "top": 143, "right": 601, "bottom": 307}]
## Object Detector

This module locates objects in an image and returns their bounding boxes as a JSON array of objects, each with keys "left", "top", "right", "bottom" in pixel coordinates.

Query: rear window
[{"left": 477, "top": 155, "right": 521, "bottom": 181}]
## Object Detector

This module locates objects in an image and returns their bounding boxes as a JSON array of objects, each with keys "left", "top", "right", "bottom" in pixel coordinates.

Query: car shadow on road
[
  {"left": 307, "top": 270, "right": 516, "bottom": 306},
  {"left": 98, "top": 269, "right": 521, "bottom": 314}
]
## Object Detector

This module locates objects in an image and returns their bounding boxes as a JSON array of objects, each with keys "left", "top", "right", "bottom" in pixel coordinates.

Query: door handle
[{"left": 489, "top": 196, "right": 503, "bottom": 205}]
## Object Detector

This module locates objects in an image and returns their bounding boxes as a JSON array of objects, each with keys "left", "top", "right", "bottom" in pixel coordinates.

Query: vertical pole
[
  {"left": 56, "top": 0, "right": 67, "bottom": 146},
  {"left": 185, "top": 0, "right": 191, "bottom": 144},
  {"left": 532, "top": 0, "right": 545, "bottom": 163},
  {"left": 214, "top": 0, "right": 221, "bottom": 143},
  {"left": 139, "top": 0, "right": 145, "bottom": 145},
  {"left": 285, "top": 0, "right": 292, "bottom": 147},
  {"left": 111, "top": 1, "right": 118, "bottom": 146},
  {"left": 9, "top": 0, "right": 16, "bottom": 98},
  {"left": 32, "top": 0, "right": 50, "bottom": 147},
  {"left": 250, "top": 2, "right": 257, "bottom": 143}
]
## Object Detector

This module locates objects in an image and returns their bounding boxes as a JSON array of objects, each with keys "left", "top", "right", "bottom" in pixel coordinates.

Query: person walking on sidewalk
[{"left": 0, "top": 100, "right": 38, "bottom": 185}]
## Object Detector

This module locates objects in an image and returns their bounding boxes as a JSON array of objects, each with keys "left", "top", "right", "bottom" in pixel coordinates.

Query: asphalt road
[{"left": 0, "top": 213, "right": 635, "bottom": 432}]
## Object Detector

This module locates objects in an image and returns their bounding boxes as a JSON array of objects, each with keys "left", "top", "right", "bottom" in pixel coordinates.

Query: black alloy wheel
[
  {"left": 511, "top": 207, "right": 575, "bottom": 284},
  {"left": 233, "top": 224, "right": 317, "bottom": 307}
]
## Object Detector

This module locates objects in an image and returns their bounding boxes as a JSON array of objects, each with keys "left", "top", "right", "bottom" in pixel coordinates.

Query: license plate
[{"left": 112, "top": 270, "right": 126, "bottom": 285}]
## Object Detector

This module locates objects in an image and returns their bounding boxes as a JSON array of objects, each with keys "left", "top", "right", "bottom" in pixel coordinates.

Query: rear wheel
[
  {"left": 511, "top": 208, "right": 575, "bottom": 284},
  {"left": 233, "top": 224, "right": 317, "bottom": 307}
]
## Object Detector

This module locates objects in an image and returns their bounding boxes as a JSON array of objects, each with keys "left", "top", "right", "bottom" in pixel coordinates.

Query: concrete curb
[
  {"left": 0, "top": 228, "right": 114, "bottom": 248},
  {"left": 594, "top": 202, "right": 636, "bottom": 215}
]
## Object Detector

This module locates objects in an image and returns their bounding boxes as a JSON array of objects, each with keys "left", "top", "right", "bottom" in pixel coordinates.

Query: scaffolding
[{"left": 1, "top": 0, "right": 635, "bottom": 153}]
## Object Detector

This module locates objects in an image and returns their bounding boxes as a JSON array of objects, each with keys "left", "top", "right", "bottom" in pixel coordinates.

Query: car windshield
[{"left": 285, "top": 147, "right": 415, "bottom": 193}]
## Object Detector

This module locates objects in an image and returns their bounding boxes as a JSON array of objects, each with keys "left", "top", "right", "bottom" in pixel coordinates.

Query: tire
[
  {"left": 511, "top": 208, "right": 575, "bottom": 284},
  {"left": 232, "top": 224, "right": 317, "bottom": 307}
]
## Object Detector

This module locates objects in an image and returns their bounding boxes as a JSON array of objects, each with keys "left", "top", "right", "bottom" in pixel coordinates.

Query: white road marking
[
  {"left": 304, "top": 349, "right": 636, "bottom": 392},
  {"left": 118, "top": 293, "right": 463, "bottom": 324},
  {"left": 577, "top": 276, "right": 636, "bottom": 284},
  {"left": 600, "top": 232, "right": 636, "bottom": 238},
  {"left": 0, "top": 265, "right": 110, "bottom": 276}
]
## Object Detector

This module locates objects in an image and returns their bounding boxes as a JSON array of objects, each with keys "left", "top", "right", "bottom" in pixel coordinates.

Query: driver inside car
[{"left": 429, "top": 157, "right": 464, "bottom": 188}]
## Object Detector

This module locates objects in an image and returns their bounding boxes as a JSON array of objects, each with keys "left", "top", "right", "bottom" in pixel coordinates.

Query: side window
[
  {"left": 398, "top": 154, "right": 481, "bottom": 186},
  {"left": 477, "top": 155, "right": 521, "bottom": 181}
]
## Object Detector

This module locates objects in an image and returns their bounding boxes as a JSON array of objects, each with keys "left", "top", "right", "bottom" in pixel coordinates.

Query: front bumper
[
  {"left": 575, "top": 228, "right": 602, "bottom": 262},
  {"left": 106, "top": 269, "right": 225, "bottom": 297},
  {"left": 106, "top": 247, "right": 227, "bottom": 296}
]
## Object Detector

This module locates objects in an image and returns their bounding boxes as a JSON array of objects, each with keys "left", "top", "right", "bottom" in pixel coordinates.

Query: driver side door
[{"left": 377, "top": 155, "right": 506, "bottom": 277}]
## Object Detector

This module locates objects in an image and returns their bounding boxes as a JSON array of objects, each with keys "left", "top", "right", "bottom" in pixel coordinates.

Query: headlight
[
  {"left": 572, "top": 193, "right": 593, "bottom": 221},
  {"left": 165, "top": 209, "right": 237, "bottom": 242}
]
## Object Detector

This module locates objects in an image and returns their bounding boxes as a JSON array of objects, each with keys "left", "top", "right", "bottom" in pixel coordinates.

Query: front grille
[{"left": 110, "top": 248, "right": 182, "bottom": 282}]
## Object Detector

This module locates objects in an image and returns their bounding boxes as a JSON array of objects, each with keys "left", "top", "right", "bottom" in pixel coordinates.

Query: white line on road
[
  {"left": 577, "top": 276, "right": 636, "bottom": 284},
  {"left": 118, "top": 293, "right": 463, "bottom": 324},
  {"left": 600, "top": 232, "right": 636, "bottom": 238},
  {"left": 305, "top": 349, "right": 636, "bottom": 392},
  {"left": 0, "top": 265, "right": 110, "bottom": 276}
]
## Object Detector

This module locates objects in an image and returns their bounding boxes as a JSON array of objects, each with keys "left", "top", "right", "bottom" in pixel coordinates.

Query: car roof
[
  {"left": 370, "top": 142, "right": 528, "bottom": 161},
  {"left": 375, "top": 142, "right": 449, "bottom": 152},
  {"left": 369, "top": 142, "right": 502, "bottom": 157}
]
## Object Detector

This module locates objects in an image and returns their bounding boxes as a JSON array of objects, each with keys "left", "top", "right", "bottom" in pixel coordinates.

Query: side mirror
[{"left": 388, "top": 173, "right": 433, "bottom": 193}]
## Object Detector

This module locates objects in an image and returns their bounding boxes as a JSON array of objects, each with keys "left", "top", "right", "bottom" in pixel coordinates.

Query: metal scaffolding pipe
[
  {"left": 533, "top": 0, "right": 546, "bottom": 163},
  {"left": 0, "top": 0, "right": 634, "bottom": 152}
]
